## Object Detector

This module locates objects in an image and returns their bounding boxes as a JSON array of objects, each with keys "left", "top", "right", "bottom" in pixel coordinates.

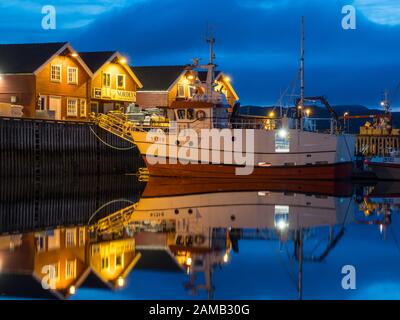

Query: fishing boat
[
  {"left": 365, "top": 150, "right": 400, "bottom": 180},
  {"left": 127, "top": 22, "right": 355, "bottom": 180}
]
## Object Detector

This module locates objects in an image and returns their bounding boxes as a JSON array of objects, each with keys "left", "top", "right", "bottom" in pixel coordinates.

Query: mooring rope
[
  {"left": 89, "top": 125, "right": 136, "bottom": 151},
  {"left": 87, "top": 198, "right": 135, "bottom": 225}
]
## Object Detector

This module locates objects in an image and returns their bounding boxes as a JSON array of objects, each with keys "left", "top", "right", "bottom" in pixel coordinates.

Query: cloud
[{"left": 355, "top": 0, "right": 400, "bottom": 26}]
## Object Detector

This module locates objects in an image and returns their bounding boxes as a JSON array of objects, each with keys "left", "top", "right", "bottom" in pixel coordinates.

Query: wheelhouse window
[
  {"left": 102, "top": 72, "right": 111, "bottom": 87},
  {"left": 67, "top": 99, "right": 78, "bottom": 117},
  {"left": 187, "top": 108, "right": 195, "bottom": 120},
  {"left": 177, "top": 109, "right": 186, "bottom": 120},
  {"left": 67, "top": 67, "right": 78, "bottom": 84},
  {"left": 177, "top": 84, "right": 185, "bottom": 97},
  {"left": 275, "top": 129, "right": 290, "bottom": 153},
  {"left": 274, "top": 205, "right": 289, "bottom": 231},
  {"left": 50, "top": 64, "right": 62, "bottom": 82},
  {"left": 80, "top": 99, "right": 87, "bottom": 117},
  {"left": 117, "top": 74, "right": 126, "bottom": 89}
]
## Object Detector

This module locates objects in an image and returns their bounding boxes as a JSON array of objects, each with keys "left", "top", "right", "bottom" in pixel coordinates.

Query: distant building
[
  {"left": 131, "top": 65, "right": 239, "bottom": 108},
  {"left": 0, "top": 42, "right": 93, "bottom": 120},
  {"left": 79, "top": 51, "right": 142, "bottom": 114}
]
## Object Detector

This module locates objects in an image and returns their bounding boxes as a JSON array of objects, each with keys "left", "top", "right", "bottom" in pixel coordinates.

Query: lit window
[
  {"left": 275, "top": 130, "right": 290, "bottom": 153},
  {"left": 117, "top": 74, "right": 125, "bottom": 89},
  {"left": 65, "top": 228, "right": 76, "bottom": 247},
  {"left": 188, "top": 86, "right": 196, "bottom": 98},
  {"left": 50, "top": 65, "right": 62, "bottom": 82},
  {"left": 80, "top": 99, "right": 86, "bottom": 118},
  {"left": 67, "top": 67, "right": 78, "bottom": 84},
  {"left": 101, "top": 257, "right": 109, "bottom": 270},
  {"left": 66, "top": 260, "right": 76, "bottom": 280},
  {"left": 102, "top": 73, "right": 111, "bottom": 87},
  {"left": 79, "top": 227, "right": 85, "bottom": 246},
  {"left": 177, "top": 84, "right": 185, "bottom": 97},
  {"left": 67, "top": 99, "right": 78, "bottom": 117}
]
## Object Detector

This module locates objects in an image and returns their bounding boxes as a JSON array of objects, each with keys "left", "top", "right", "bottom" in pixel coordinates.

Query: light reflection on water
[{"left": 1, "top": 177, "right": 400, "bottom": 300}]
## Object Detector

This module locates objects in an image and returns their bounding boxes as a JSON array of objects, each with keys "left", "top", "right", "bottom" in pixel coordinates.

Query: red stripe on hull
[
  {"left": 143, "top": 177, "right": 354, "bottom": 197},
  {"left": 142, "top": 159, "right": 353, "bottom": 181}
]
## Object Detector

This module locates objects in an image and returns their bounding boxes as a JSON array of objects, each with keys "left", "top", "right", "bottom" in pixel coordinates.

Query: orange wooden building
[
  {"left": 0, "top": 42, "right": 93, "bottom": 120},
  {"left": 79, "top": 51, "right": 142, "bottom": 114}
]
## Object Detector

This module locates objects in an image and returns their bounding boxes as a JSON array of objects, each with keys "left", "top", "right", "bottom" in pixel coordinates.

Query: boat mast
[
  {"left": 297, "top": 16, "right": 305, "bottom": 129},
  {"left": 206, "top": 31, "right": 216, "bottom": 100}
]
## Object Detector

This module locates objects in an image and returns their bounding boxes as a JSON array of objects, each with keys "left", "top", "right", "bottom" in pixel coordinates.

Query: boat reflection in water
[{"left": 1, "top": 178, "right": 399, "bottom": 300}]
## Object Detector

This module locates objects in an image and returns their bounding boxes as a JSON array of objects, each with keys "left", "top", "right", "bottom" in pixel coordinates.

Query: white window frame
[
  {"left": 102, "top": 72, "right": 111, "bottom": 88},
  {"left": 67, "top": 98, "right": 78, "bottom": 117},
  {"left": 38, "top": 95, "right": 47, "bottom": 111},
  {"left": 116, "top": 74, "right": 126, "bottom": 90},
  {"left": 67, "top": 67, "right": 78, "bottom": 85},
  {"left": 177, "top": 84, "right": 185, "bottom": 98},
  {"left": 79, "top": 227, "right": 85, "bottom": 246},
  {"left": 65, "top": 228, "right": 76, "bottom": 247},
  {"left": 50, "top": 64, "right": 62, "bottom": 83},
  {"left": 65, "top": 259, "right": 77, "bottom": 280},
  {"left": 80, "top": 99, "right": 87, "bottom": 118}
]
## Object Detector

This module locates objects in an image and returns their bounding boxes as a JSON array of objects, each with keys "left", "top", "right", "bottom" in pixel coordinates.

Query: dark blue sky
[{"left": 1, "top": 0, "right": 400, "bottom": 108}]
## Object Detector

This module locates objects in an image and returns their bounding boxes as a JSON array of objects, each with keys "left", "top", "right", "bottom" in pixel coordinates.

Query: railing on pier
[{"left": 356, "top": 135, "right": 400, "bottom": 156}]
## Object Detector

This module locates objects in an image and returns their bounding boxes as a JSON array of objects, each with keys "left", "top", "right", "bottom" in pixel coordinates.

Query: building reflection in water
[{"left": 0, "top": 177, "right": 398, "bottom": 300}]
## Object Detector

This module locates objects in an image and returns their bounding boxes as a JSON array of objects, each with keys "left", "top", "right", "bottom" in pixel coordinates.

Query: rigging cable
[{"left": 89, "top": 125, "right": 136, "bottom": 151}]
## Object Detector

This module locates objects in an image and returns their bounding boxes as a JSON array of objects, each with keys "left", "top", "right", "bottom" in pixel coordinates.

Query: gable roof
[
  {"left": 0, "top": 42, "right": 68, "bottom": 74},
  {"left": 80, "top": 51, "right": 142, "bottom": 88},
  {"left": 197, "top": 70, "right": 222, "bottom": 82},
  {"left": 199, "top": 71, "right": 239, "bottom": 101},
  {"left": 131, "top": 65, "right": 188, "bottom": 91},
  {"left": 79, "top": 51, "right": 116, "bottom": 74},
  {"left": 0, "top": 42, "right": 93, "bottom": 77},
  {"left": 135, "top": 248, "right": 185, "bottom": 272}
]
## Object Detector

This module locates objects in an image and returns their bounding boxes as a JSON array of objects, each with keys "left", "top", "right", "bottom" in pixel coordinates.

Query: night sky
[{"left": 1, "top": 0, "right": 400, "bottom": 107}]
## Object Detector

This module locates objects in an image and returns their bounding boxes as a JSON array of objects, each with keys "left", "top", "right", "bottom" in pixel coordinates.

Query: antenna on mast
[
  {"left": 297, "top": 16, "right": 305, "bottom": 129},
  {"left": 205, "top": 25, "right": 216, "bottom": 99}
]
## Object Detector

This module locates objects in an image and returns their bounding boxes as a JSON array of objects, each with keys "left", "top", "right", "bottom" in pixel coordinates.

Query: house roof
[
  {"left": 79, "top": 51, "right": 116, "bottom": 74},
  {"left": 0, "top": 273, "right": 65, "bottom": 300},
  {"left": 135, "top": 249, "right": 184, "bottom": 272},
  {"left": 81, "top": 51, "right": 143, "bottom": 88},
  {"left": 197, "top": 70, "right": 222, "bottom": 82},
  {"left": 131, "top": 65, "right": 188, "bottom": 91},
  {"left": 0, "top": 42, "right": 68, "bottom": 74}
]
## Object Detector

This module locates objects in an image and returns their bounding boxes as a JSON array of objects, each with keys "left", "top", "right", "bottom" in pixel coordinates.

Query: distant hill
[{"left": 240, "top": 105, "right": 400, "bottom": 134}]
